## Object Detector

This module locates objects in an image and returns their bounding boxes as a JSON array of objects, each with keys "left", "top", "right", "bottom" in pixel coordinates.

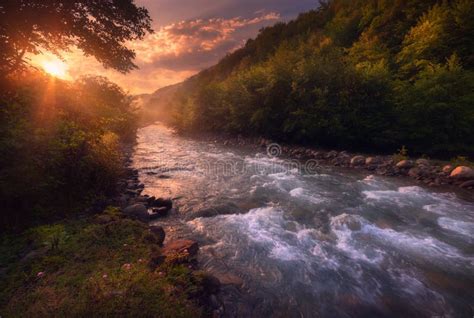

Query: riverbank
[
  {"left": 0, "top": 141, "right": 217, "bottom": 317},
  {"left": 179, "top": 130, "right": 474, "bottom": 194},
  {"left": 130, "top": 123, "right": 474, "bottom": 317}
]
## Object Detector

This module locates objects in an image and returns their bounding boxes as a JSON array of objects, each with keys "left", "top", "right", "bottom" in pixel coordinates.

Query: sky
[{"left": 34, "top": 0, "right": 317, "bottom": 94}]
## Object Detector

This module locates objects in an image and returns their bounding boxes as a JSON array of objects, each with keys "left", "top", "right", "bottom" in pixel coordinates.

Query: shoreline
[
  {"left": 112, "top": 138, "right": 220, "bottom": 316},
  {"left": 173, "top": 128, "right": 474, "bottom": 195}
]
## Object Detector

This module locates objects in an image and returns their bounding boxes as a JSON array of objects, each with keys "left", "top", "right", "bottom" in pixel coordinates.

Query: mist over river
[{"left": 133, "top": 123, "right": 474, "bottom": 318}]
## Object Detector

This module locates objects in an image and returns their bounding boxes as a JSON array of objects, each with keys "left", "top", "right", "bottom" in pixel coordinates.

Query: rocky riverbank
[
  {"left": 108, "top": 141, "right": 223, "bottom": 316},
  {"left": 0, "top": 139, "right": 219, "bottom": 317},
  {"left": 187, "top": 132, "right": 474, "bottom": 192}
]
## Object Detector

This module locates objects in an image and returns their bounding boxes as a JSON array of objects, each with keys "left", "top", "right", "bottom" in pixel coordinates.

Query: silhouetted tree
[{"left": 0, "top": 0, "right": 153, "bottom": 75}]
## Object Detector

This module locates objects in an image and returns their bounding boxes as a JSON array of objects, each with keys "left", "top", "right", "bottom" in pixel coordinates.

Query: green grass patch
[{"left": 0, "top": 207, "right": 204, "bottom": 317}]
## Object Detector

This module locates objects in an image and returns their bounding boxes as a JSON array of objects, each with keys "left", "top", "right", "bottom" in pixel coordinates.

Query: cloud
[
  {"left": 31, "top": 11, "right": 282, "bottom": 94},
  {"left": 133, "top": 11, "right": 280, "bottom": 71}
]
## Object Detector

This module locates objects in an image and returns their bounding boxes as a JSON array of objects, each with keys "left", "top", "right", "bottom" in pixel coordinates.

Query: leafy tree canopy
[{"left": 0, "top": 0, "right": 153, "bottom": 75}]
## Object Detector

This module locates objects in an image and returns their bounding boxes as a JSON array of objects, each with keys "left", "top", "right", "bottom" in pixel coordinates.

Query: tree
[{"left": 0, "top": 0, "right": 153, "bottom": 75}]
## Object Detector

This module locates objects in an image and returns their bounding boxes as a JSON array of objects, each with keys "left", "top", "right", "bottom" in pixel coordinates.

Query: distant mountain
[{"left": 137, "top": 83, "right": 182, "bottom": 125}]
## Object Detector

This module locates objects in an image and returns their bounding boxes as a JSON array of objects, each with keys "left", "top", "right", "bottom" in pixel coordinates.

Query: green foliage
[
  {"left": 28, "top": 224, "right": 67, "bottom": 251},
  {"left": 393, "top": 145, "right": 409, "bottom": 163},
  {"left": 0, "top": 208, "right": 203, "bottom": 317},
  {"left": 451, "top": 156, "right": 474, "bottom": 168},
  {"left": 0, "top": 72, "right": 137, "bottom": 230},
  {"left": 0, "top": 0, "right": 153, "bottom": 75},
  {"left": 168, "top": 0, "right": 474, "bottom": 157}
]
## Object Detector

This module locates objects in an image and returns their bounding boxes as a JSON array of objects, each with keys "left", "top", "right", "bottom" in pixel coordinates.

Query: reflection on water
[{"left": 133, "top": 124, "right": 474, "bottom": 318}]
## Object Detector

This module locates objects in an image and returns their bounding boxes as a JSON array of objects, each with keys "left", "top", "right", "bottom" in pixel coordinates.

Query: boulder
[
  {"left": 442, "top": 165, "right": 454, "bottom": 174},
  {"left": 332, "top": 155, "right": 350, "bottom": 166},
  {"left": 149, "top": 198, "right": 173, "bottom": 210},
  {"left": 325, "top": 151, "right": 338, "bottom": 159},
  {"left": 450, "top": 166, "right": 474, "bottom": 180},
  {"left": 416, "top": 159, "right": 430, "bottom": 167},
  {"left": 162, "top": 240, "right": 199, "bottom": 258},
  {"left": 408, "top": 168, "right": 420, "bottom": 178},
  {"left": 142, "top": 227, "right": 165, "bottom": 246},
  {"left": 149, "top": 225, "right": 166, "bottom": 246},
  {"left": 350, "top": 156, "right": 366, "bottom": 166},
  {"left": 189, "top": 203, "right": 242, "bottom": 220},
  {"left": 460, "top": 180, "right": 474, "bottom": 189},
  {"left": 396, "top": 160, "right": 414, "bottom": 169},
  {"left": 126, "top": 189, "right": 141, "bottom": 196},
  {"left": 151, "top": 207, "right": 170, "bottom": 219},
  {"left": 365, "top": 157, "right": 382, "bottom": 165},
  {"left": 312, "top": 151, "right": 325, "bottom": 159},
  {"left": 123, "top": 203, "right": 149, "bottom": 222}
]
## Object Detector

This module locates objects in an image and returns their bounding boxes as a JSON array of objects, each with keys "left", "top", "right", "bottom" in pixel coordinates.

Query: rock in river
[
  {"left": 123, "top": 203, "right": 149, "bottom": 222},
  {"left": 189, "top": 203, "right": 242, "bottom": 220},
  {"left": 350, "top": 155, "right": 366, "bottom": 166},
  {"left": 396, "top": 160, "right": 414, "bottom": 169},
  {"left": 450, "top": 166, "right": 474, "bottom": 180}
]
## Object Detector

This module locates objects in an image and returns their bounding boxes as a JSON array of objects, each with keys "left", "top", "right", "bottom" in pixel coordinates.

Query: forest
[{"left": 169, "top": 0, "right": 474, "bottom": 157}]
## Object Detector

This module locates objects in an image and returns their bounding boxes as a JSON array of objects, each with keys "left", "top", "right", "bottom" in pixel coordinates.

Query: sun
[{"left": 42, "top": 59, "right": 68, "bottom": 79}]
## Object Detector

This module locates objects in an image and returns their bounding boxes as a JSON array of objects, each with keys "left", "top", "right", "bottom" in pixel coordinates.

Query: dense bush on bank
[
  {"left": 0, "top": 72, "right": 137, "bottom": 230},
  {"left": 169, "top": 0, "right": 474, "bottom": 157}
]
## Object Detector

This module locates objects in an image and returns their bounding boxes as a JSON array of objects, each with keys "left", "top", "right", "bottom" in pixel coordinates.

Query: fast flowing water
[{"left": 133, "top": 124, "right": 474, "bottom": 318}]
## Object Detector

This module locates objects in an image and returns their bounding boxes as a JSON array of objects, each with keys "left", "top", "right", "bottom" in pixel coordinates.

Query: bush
[{"left": 0, "top": 72, "right": 137, "bottom": 230}]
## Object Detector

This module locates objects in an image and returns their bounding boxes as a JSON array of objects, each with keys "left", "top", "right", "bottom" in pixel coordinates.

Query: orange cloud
[{"left": 30, "top": 12, "right": 280, "bottom": 94}]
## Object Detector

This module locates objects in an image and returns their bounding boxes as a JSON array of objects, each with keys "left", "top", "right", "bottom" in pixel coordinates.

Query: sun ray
[{"left": 42, "top": 59, "right": 68, "bottom": 79}]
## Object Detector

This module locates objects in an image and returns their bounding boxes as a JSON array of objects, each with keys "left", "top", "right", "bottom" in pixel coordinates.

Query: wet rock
[
  {"left": 408, "top": 168, "right": 420, "bottom": 178},
  {"left": 460, "top": 180, "right": 474, "bottom": 189},
  {"left": 350, "top": 156, "right": 366, "bottom": 166},
  {"left": 212, "top": 272, "right": 244, "bottom": 287},
  {"left": 442, "top": 165, "right": 454, "bottom": 174},
  {"left": 149, "top": 225, "right": 166, "bottom": 246},
  {"left": 325, "top": 151, "right": 338, "bottom": 159},
  {"left": 365, "top": 157, "right": 382, "bottom": 166},
  {"left": 396, "top": 160, "right": 414, "bottom": 169},
  {"left": 126, "top": 189, "right": 142, "bottom": 196},
  {"left": 190, "top": 203, "right": 242, "bottom": 220},
  {"left": 450, "top": 166, "right": 474, "bottom": 180},
  {"left": 332, "top": 154, "right": 350, "bottom": 166},
  {"left": 149, "top": 198, "right": 173, "bottom": 210},
  {"left": 162, "top": 240, "right": 199, "bottom": 258},
  {"left": 312, "top": 151, "right": 325, "bottom": 159},
  {"left": 331, "top": 213, "right": 362, "bottom": 231},
  {"left": 416, "top": 159, "right": 430, "bottom": 167},
  {"left": 123, "top": 203, "right": 149, "bottom": 222},
  {"left": 151, "top": 207, "right": 169, "bottom": 219},
  {"left": 131, "top": 196, "right": 148, "bottom": 204}
]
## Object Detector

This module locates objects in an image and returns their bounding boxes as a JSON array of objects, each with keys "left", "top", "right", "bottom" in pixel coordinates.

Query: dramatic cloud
[
  {"left": 31, "top": 1, "right": 316, "bottom": 94},
  {"left": 134, "top": 12, "right": 280, "bottom": 72}
]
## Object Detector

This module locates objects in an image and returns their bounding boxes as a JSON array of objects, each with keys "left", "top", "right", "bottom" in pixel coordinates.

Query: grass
[
  {"left": 0, "top": 207, "right": 206, "bottom": 317},
  {"left": 392, "top": 145, "right": 409, "bottom": 163}
]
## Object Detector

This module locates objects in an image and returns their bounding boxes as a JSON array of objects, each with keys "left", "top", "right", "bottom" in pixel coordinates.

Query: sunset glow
[{"left": 42, "top": 59, "right": 68, "bottom": 79}]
